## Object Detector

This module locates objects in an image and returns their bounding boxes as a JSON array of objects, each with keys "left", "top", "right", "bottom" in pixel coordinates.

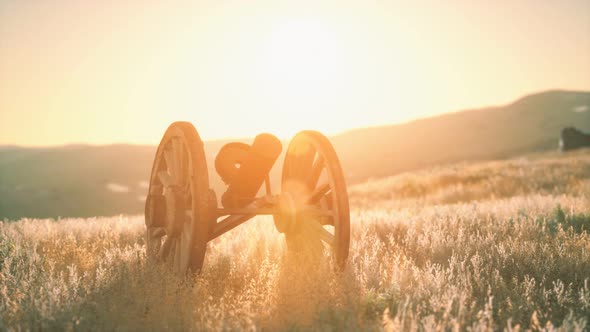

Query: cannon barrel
[{"left": 221, "top": 133, "right": 282, "bottom": 208}]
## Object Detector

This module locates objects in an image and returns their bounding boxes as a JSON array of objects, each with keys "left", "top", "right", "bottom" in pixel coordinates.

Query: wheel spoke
[
  {"left": 164, "top": 148, "right": 176, "bottom": 182},
  {"left": 151, "top": 227, "right": 166, "bottom": 238},
  {"left": 294, "top": 145, "right": 315, "bottom": 180},
  {"left": 301, "top": 206, "right": 334, "bottom": 225},
  {"left": 182, "top": 225, "right": 191, "bottom": 243},
  {"left": 308, "top": 183, "right": 331, "bottom": 204},
  {"left": 173, "top": 138, "right": 185, "bottom": 185},
  {"left": 318, "top": 194, "right": 335, "bottom": 225},
  {"left": 184, "top": 209, "right": 193, "bottom": 222},
  {"left": 306, "top": 218, "right": 335, "bottom": 247},
  {"left": 180, "top": 228, "right": 191, "bottom": 271},
  {"left": 321, "top": 192, "right": 334, "bottom": 211},
  {"left": 158, "top": 171, "right": 174, "bottom": 187},
  {"left": 149, "top": 184, "right": 163, "bottom": 195},
  {"left": 182, "top": 214, "right": 192, "bottom": 243},
  {"left": 307, "top": 155, "right": 325, "bottom": 189}
]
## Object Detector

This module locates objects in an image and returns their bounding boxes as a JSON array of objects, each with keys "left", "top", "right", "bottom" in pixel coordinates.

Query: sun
[
  {"left": 255, "top": 18, "right": 349, "bottom": 139},
  {"left": 262, "top": 19, "right": 340, "bottom": 87}
]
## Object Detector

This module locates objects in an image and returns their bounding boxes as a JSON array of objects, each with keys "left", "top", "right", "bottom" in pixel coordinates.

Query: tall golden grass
[{"left": 1, "top": 149, "right": 589, "bottom": 331}]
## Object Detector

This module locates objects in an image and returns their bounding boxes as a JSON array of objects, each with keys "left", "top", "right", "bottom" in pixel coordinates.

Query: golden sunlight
[
  {"left": 256, "top": 18, "right": 351, "bottom": 138},
  {"left": 1, "top": 1, "right": 589, "bottom": 146},
  {"left": 262, "top": 19, "right": 342, "bottom": 91},
  {"left": 2, "top": 2, "right": 590, "bottom": 330}
]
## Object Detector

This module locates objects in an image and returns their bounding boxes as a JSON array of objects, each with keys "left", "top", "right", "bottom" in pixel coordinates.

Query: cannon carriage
[{"left": 145, "top": 122, "right": 350, "bottom": 275}]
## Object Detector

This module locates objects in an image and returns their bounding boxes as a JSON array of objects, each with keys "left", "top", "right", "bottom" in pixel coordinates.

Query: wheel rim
[
  {"left": 281, "top": 131, "right": 350, "bottom": 270},
  {"left": 145, "top": 122, "right": 209, "bottom": 275}
]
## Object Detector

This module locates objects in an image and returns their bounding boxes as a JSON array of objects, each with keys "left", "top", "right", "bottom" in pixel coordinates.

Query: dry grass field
[{"left": 1, "top": 149, "right": 589, "bottom": 331}]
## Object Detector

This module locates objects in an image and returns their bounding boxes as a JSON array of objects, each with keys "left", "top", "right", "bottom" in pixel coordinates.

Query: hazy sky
[{"left": 1, "top": 1, "right": 589, "bottom": 146}]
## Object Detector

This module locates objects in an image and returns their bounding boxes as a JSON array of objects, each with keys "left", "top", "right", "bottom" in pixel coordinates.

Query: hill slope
[
  {"left": 1, "top": 90, "right": 589, "bottom": 219},
  {"left": 334, "top": 89, "right": 590, "bottom": 182}
]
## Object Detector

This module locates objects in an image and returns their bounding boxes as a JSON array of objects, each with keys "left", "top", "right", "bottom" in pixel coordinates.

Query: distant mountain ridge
[
  {"left": 332, "top": 89, "right": 590, "bottom": 182},
  {"left": 1, "top": 90, "right": 588, "bottom": 219}
]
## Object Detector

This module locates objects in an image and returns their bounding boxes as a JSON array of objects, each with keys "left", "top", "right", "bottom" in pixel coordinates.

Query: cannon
[{"left": 144, "top": 122, "right": 350, "bottom": 275}]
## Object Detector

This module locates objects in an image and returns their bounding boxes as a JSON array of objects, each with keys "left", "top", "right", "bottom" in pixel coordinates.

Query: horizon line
[{"left": 2, "top": 88, "right": 588, "bottom": 149}]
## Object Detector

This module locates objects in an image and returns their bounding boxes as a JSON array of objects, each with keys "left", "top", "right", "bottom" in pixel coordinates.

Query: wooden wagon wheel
[
  {"left": 145, "top": 122, "right": 210, "bottom": 275},
  {"left": 281, "top": 130, "right": 350, "bottom": 270}
]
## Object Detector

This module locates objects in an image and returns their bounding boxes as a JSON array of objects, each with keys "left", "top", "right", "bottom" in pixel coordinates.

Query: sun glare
[
  {"left": 263, "top": 19, "right": 340, "bottom": 87},
  {"left": 256, "top": 19, "right": 349, "bottom": 138}
]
